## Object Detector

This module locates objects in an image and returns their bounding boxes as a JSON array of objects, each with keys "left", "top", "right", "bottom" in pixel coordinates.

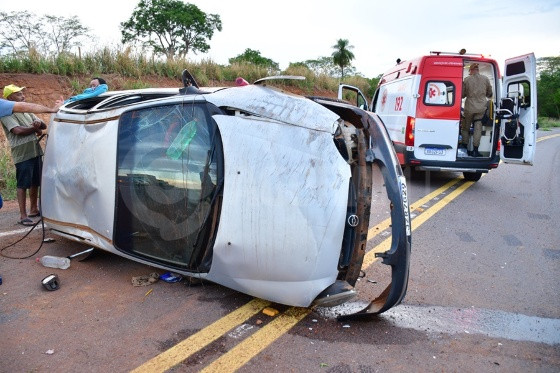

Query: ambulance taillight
[{"left": 405, "top": 116, "right": 415, "bottom": 146}]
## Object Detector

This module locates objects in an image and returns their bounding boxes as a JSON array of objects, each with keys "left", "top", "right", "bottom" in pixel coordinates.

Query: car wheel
[{"left": 463, "top": 171, "right": 482, "bottom": 181}]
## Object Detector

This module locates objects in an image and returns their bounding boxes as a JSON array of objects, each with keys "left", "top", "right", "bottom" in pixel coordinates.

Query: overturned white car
[{"left": 41, "top": 72, "right": 411, "bottom": 317}]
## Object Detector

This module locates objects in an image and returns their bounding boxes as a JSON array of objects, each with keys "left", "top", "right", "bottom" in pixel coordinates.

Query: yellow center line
[
  {"left": 131, "top": 298, "right": 270, "bottom": 373},
  {"left": 367, "top": 178, "right": 461, "bottom": 239},
  {"left": 200, "top": 307, "right": 309, "bottom": 373},
  {"left": 537, "top": 133, "right": 559, "bottom": 142},
  {"left": 364, "top": 179, "right": 474, "bottom": 267}
]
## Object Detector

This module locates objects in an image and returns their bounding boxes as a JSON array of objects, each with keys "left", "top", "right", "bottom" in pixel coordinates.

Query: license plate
[{"left": 424, "top": 147, "right": 446, "bottom": 156}]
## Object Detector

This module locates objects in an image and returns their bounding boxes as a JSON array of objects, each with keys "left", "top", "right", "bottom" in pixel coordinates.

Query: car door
[
  {"left": 499, "top": 53, "right": 537, "bottom": 164},
  {"left": 338, "top": 84, "right": 369, "bottom": 111}
]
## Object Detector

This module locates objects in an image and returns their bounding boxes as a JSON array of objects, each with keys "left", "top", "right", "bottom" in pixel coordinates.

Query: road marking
[
  {"left": 132, "top": 176, "right": 471, "bottom": 372},
  {"left": 537, "top": 133, "right": 559, "bottom": 142},
  {"left": 130, "top": 298, "right": 270, "bottom": 373},
  {"left": 365, "top": 179, "right": 474, "bottom": 266},
  {"left": 363, "top": 178, "right": 466, "bottom": 266},
  {"left": 0, "top": 227, "right": 37, "bottom": 238},
  {"left": 367, "top": 178, "right": 460, "bottom": 239},
  {"left": 200, "top": 307, "right": 309, "bottom": 373}
]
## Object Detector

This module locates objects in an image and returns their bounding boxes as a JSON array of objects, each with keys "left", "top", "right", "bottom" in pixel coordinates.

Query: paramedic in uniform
[{"left": 460, "top": 63, "right": 492, "bottom": 157}]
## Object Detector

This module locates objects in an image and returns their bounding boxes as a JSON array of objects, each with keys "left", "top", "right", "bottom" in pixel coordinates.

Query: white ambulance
[{"left": 341, "top": 51, "right": 537, "bottom": 181}]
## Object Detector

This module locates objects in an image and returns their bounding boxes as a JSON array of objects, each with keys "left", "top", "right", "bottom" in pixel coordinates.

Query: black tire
[{"left": 463, "top": 171, "right": 482, "bottom": 181}]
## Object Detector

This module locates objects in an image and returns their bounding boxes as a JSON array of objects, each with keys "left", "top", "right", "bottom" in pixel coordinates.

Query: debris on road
[
  {"left": 132, "top": 272, "right": 159, "bottom": 286},
  {"left": 159, "top": 272, "right": 183, "bottom": 283},
  {"left": 262, "top": 307, "right": 279, "bottom": 317}
]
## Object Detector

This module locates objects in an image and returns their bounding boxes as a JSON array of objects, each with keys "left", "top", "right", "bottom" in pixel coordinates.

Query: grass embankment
[
  {"left": 538, "top": 117, "right": 560, "bottom": 130},
  {"left": 0, "top": 47, "right": 374, "bottom": 96}
]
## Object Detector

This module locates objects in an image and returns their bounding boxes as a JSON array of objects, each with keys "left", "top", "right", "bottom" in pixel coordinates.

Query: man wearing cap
[
  {"left": 460, "top": 63, "right": 493, "bottom": 157},
  {"left": 1, "top": 85, "right": 48, "bottom": 225}
]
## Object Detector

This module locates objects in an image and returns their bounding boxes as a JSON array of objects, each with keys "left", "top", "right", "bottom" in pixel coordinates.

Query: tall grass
[
  {"left": 538, "top": 117, "right": 560, "bottom": 130},
  {"left": 0, "top": 46, "right": 375, "bottom": 95}
]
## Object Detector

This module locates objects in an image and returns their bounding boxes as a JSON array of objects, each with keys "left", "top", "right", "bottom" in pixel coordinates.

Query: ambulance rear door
[
  {"left": 499, "top": 53, "right": 537, "bottom": 165},
  {"left": 414, "top": 59, "right": 463, "bottom": 162}
]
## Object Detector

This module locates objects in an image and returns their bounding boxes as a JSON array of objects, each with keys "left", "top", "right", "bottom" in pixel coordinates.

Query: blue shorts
[{"left": 15, "top": 156, "right": 42, "bottom": 189}]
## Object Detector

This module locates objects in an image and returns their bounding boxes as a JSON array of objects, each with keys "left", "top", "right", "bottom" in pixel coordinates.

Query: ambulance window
[
  {"left": 424, "top": 81, "right": 455, "bottom": 106},
  {"left": 505, "top": 61, "right": 525, "bottom": 76},
  {"left": 507, "top": 81, "right": 531, "bottom": 107}
]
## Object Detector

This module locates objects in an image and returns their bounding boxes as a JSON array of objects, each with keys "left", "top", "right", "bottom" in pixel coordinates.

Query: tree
[
  {"left": 0, "top": 11, "right": 91, "bottom": 56},
  {"left": 367, "top": 74, "right": 382, "bottom": 98},
  {"left": 537, "top": 56, "right": 560, "bottom": 118},
  {"left": 121, "top": 0, "right": 222, "bottom": 60},
  {"left": 331, "top": 39, "right": 355, "bottom": 79},
  {"left": 294, "top": 56, "right": 338, "bottom": 76},
  {"left": 228, "top": 48, "right": 279, "bottom": 72},
  {"left": 0, "top": 11, "right": 44, "bottom": 55},
  {"left": 44, "top": 15, "right": 91, "bottom": 55}
]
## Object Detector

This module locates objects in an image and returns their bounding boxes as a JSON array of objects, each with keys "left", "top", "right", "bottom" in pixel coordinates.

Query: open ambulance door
[{"left": 498, "top": 53, "right": 537, "bottom": 165}]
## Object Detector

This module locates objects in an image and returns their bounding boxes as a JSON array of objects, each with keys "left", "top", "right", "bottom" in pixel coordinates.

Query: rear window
[
  {"left": 505, "top": 61, "right": 526, "bottom": 76},
  {"left": 424, "top": 81, "right": 455, "bottom": 106}
]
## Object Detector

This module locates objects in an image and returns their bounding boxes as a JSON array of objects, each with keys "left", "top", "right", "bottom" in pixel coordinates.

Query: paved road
[{"left": 1, "top": 129, "right": 559, "bottom": 372}]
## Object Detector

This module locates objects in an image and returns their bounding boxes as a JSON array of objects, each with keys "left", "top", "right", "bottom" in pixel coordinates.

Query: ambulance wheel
[{"left": 463, "top": 171, "right": 482, "bottom": 181}]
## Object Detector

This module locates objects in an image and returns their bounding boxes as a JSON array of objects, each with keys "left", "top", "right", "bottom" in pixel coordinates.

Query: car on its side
[{"left": 41, "top": 73, "right": 411, "bottom": 317}]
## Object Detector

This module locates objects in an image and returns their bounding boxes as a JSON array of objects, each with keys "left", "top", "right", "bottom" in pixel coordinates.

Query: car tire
[{"left": 463, "top": 171, "right": 482, "bottom": 181}]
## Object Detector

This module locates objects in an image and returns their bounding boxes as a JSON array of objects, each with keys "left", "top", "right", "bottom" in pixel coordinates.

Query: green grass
[{"left": 538, "top": 117, "right": 560, "bottom": 131}]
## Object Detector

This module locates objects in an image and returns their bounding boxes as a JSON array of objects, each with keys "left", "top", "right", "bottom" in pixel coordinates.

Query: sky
[{"left": 3, "top": 0, "right": 560, "bottom": 78}]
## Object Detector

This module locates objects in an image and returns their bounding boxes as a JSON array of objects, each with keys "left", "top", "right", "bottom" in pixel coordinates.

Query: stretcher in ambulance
[{"left": 340, "top": 51, "right": 537, "bottom": 181}]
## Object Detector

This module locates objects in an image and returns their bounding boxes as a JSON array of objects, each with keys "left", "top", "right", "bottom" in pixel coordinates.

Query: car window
[{"left": 114, "top": 103, "right": 223, "bottom": 270}]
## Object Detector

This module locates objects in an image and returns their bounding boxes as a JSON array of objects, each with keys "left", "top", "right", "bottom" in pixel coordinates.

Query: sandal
[
  {"left": 18, "top": 218, "right": 35, "bottom": 226},
  {"left": 29, "top": 212, "right": 41, "bottom": 218}
]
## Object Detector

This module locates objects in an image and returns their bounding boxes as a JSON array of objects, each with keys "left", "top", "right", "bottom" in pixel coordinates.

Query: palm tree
[{"left": 331, "top": 39, "right": 355, "bottom": 79}]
